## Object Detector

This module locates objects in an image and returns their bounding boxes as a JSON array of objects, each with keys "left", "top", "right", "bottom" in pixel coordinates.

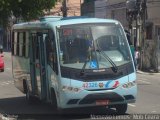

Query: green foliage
[
  {"left": 0, "top": 0, "right": 11, "bottom": 27},
  {"left": 0, "top": 0, "right": 57, "bottom": 27}
]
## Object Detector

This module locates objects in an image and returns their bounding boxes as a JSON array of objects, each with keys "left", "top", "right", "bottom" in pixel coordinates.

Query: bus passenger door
[
  {"left": 30, "top": 32, "right": 47, "bottom": 100},
  {"left": 38, "top": 32, "right": 48, "bottom": 100}
]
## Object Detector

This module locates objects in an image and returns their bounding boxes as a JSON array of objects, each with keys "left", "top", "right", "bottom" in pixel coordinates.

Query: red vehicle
[{"left": 0, "top": 54, "right": 4, "bottom": 72}]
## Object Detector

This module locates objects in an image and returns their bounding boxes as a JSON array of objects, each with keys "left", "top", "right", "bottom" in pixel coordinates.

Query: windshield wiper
[
  {"left": 79, "top": 59, "right": 88, "bottom": 76},
  {"left": 96, "top": 49, "right": 118, "bottom": 73}
]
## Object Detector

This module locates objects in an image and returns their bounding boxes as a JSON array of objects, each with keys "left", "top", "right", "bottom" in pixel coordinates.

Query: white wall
[
  {"left": 95, "top": 0, "right": 108, "bottom": 18},
  {"left": 147, "top": 1, "right": 160, "bottom": 25}
]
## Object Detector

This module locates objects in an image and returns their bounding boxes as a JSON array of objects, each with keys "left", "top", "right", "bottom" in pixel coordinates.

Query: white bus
[{"left": 12, "top": 16, "right": 137, "bottom": 114}]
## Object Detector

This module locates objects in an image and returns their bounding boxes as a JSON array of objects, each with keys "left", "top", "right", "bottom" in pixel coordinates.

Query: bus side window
[{"left": 46, "top": 31, "right": 58, "bottom": 74}]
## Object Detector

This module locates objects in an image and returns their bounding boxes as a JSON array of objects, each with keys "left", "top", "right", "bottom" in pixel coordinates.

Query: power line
[{"left": 93, "top": 0, "right": 160, "bottom": 10}]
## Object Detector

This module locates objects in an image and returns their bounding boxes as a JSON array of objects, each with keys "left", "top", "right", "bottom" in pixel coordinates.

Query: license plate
[{"left": 96, "top": 100, "right": 109, "bottom": 105}]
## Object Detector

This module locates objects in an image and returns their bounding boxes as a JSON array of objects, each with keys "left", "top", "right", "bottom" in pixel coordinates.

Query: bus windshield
[{"left": 58, "top": 23, "right": 131, "bottom": 70}]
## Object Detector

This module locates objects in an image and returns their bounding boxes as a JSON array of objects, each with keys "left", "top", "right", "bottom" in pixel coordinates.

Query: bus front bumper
[{"left": 58, "top": 85, "right": 137, "bottom": 109}]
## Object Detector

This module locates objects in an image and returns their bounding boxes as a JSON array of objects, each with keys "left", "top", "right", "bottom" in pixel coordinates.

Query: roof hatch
[{"left": 40, "top": 16, "right": 62, "bottom": 22}]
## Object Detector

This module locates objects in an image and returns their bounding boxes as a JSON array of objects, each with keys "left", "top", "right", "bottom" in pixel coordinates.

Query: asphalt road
[{"left": 0, "top": 52, "right": 160, "bottom": 120}]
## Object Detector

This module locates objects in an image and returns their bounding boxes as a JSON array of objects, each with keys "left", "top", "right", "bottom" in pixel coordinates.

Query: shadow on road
[
  {"left": 0, "top": 96, "right": 121, "bottom": 120},
  {"left": 0, "top": 96, "right": 54, "bottom": 115}
]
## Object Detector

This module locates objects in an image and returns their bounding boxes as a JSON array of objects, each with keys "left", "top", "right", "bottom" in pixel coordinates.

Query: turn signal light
[
  {"left": 62, "top": 86, "right": 82, "bottom": 92},
  {"left": 122, "top": 81, "right": 136, "bottom": 88}
]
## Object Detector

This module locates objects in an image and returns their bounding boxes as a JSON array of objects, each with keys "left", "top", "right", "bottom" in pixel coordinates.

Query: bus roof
[
  {"left": 12, "top": 16, "right": 120, "bottom": 30},
  {"left": 49, "top": 17, "right": 120, "bottom": 26}
]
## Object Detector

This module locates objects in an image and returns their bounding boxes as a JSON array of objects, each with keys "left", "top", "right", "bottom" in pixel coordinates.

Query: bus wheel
[
  {"left": 51, "top": 88, "right": 57, "bottom": 109},
  {"left": 24, "top": 80, "right": 35, "bottom": 104},
  {"left": 26, "top": 89, "right": 35, "bottom": 104},
  {"left": 115, "top": 103, "right": 127, "bottom": 114}
]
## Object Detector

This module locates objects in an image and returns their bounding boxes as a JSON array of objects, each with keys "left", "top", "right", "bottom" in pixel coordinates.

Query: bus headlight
[
  {"left": 62, "top": 86, "right": 82, "bottom": 92},
  {"left": 122, "top": 81, "right": 136, "bottom": 88}
]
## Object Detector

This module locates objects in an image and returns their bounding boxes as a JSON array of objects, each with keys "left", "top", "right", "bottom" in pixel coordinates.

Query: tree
[
  {"left": 0, "top": 0, "right": 11, "bottom": 27},
  {"left": 0, "top": 0, "right": 58, "bottom": 26},
  {"left": 0, "top": 0, "right": 58, "bottom": 48}
]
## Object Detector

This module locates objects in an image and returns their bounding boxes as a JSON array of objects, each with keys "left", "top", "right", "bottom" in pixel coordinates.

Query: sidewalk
[{"left": 136, "top": 70, "right": 160, "bottom": 75}]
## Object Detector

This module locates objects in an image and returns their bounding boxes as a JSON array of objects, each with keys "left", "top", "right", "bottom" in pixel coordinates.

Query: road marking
[
  {"left": 6, "top": 67, "right": 11, "bottom": 70},
  {"left": 138, "top": 80, "right": 151, "bottom": 84},
  {"left": 0, "top": 81, "right": 14, "bottom": 86},
  {"left": 151, "top": 111, "right": 157, "bottom": 113},
  {"left": 128, "top": 104, "right": 136, "bottom": 107},
  {"left": 138, "top": 78, "right": 148, "bottom": 81}
]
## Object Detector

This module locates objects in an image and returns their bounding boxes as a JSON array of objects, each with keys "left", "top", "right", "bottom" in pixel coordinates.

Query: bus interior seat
[
  {"left": 97, "top": 36, "right": 111, "bottom": 51},
  {"left": 65, "top": 37, "right": 88, "bottom": 63},
  {"left": 109, "top": 35, "right": 119, "bottom": 50}
]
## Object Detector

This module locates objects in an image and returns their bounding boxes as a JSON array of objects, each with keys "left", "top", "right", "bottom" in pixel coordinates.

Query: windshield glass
[{"left": 58, "top": 23, "right": 131, "bottom": 69}]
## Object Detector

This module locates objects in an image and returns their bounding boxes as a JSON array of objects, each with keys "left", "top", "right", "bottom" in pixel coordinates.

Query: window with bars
[{"left": 12, "top": 31, "right": 29, "bottom": 57}]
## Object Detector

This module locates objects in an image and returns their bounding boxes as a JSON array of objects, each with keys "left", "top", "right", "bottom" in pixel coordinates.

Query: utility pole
[
  {"left": 62, "top": 0, "right": 67, "bottom": 17},
  {"left": 140, "top": 0, "right": 147, "bottom": 70},
  {"left": 126, "top": 0, "right": 137, "bottom": 46},
  {"left": 80, "top": 0, "right": 82, "bottom": 16},
  {"left": 126, "top": 0, "right": 147, "bottom": 70}
]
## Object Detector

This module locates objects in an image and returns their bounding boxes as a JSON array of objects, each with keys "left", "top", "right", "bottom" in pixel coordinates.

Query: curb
[
  {"left": 136, "top": 70, "right": 160, "bottom": 75},
  {"left": 0, "top": 114, "right": 17, "bottom": 120}
]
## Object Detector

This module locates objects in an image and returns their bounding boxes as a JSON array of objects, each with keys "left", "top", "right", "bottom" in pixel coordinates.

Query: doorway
[{"left": 30, "top": 31, "right": 48, "bottom": 100}]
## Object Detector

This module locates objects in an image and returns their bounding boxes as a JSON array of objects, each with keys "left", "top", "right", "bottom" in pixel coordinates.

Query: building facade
[
  {"left": 82, "top": 0, "right": 160, "bottom": 72},
  {"left": 146, "top": 0, "right": 160, "bottom": 71},
  {"left": 81, "top": 0, "right": 95, "bottom": 17},
  {"left": 48, "top": 0, "right": 82, "bottom": 16}
]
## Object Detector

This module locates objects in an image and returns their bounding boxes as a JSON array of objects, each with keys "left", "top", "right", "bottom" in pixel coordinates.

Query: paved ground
[{"left": 0, "top": 52, "right": 160, "bottom": 120}]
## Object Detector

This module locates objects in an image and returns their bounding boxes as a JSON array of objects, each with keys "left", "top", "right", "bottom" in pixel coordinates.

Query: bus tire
[
  {"left": 51, "top": 88, "right": 57, "bottom": 109},
  {"left": 23, "top": 79, "right": 28, "bottom": 94},
  {"left": 115, "top": 103, "right": 127, "bottom": 115},
  {"left": 26, "top": 88, "right": 37, "bottom": 104},
  {"left": 23, "top": 80, "right": 35, "bottom": 104}
]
